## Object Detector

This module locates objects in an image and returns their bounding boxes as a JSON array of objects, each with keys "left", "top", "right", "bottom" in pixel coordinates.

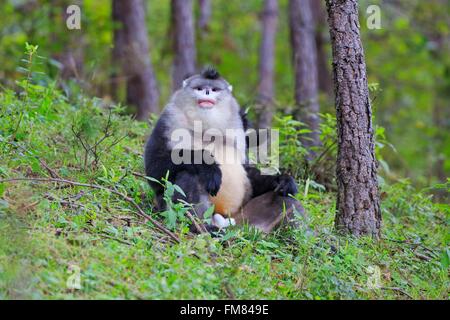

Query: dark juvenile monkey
[{"left": 144, "top": 67, "right": 304, "bottom": 232}]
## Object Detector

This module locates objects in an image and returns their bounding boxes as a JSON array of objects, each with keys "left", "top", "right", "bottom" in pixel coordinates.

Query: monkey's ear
[
  {"left": 183, "top": 80, "right": 188, "bottom": 88},
  {"left": 228, "top": 85, "right": 233, "bottom": 92}
]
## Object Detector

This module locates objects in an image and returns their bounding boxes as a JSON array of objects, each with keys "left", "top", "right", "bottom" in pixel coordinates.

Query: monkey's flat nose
[{"left": 206, "top": 90, "right": 210, "bottom": 95}]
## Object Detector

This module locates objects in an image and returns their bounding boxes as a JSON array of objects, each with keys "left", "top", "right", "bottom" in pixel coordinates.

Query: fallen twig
[
  {"left": 384, "top": 237, "right": 440, "bottom": 258},
  {"left": 99, "top": 233, "right": 133, "bottom": 246},
  {"left": 223, "top": 282, "right": 236, "bottom": 300},
  {"left": 131, "top": 171, "right": 149, "bottom": 180},
  {"left": 186, "top": 211, "right": 208, "bottom": 234},
  {"left": 413, "top": 250, "right": 433, "bottom": 262},
  {"left": 380, "top": 286, "right": 414, "bottom": 299},
  {"left": 0, "top": 177, "right": 180, "bottom": 244},
  {"left": 354, "top": 283, "right": 414, "bottom": 299},
  {"left": 44, "top": 193, "right": 88, "bottom": 211}
]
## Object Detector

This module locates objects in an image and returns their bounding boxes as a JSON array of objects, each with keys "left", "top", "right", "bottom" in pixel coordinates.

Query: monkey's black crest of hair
[{"left": 201, "top": 66, "right": 220, "bottom": 80}]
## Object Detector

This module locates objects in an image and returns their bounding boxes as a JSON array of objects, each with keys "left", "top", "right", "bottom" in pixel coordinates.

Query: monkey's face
[
  {"left": 192, "top": 85, "right": 222, "bottom": 109},
  {"left": 170, "top": 70, "right": 241, "bottom": 132},
  {"left": 183, "top": 77, "right": 233, "bottom": 110}
]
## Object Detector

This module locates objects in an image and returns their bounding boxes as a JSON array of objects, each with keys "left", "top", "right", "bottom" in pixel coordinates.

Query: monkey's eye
[
  {"left": 212, "top": 88, "right": 221, "bottom": 92},
  {"left": 194, "top": 86, "right": 203, "bottom": 91}
]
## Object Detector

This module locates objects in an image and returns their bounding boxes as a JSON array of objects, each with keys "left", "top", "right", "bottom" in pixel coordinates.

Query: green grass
[{"left": 0, "top": 79, "right": 448, "bottom": 300}]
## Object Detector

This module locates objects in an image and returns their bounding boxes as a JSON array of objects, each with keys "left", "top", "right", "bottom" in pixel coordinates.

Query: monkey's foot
[{"left": 211, "top": 214, "right": 236, "bottom": 229}]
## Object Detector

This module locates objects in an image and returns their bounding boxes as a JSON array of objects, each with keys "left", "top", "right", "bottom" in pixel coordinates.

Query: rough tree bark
[
  {"left": 171, "top": 0, "right": 197, "bottom": 91},
  {"left": 289, "top": 0, "right": 321, "bottom": 157},
  {"left": 326, "top": 0, "right": 381, "bottom": 238},
  {"left": 198, "top": 0, "right": 211, "bottom": 36},
  {"left": 111, "top": 0, "right": 159, "bottom": 120},
  {"left": 256, "top": 0, "right": 278, "bottom": 129},
  {"left": 310, "top": 0, "right": 333, "bottom": 95}
]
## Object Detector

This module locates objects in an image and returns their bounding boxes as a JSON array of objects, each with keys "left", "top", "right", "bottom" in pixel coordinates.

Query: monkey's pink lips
[{"left": 197, "top": 99, "right": 216, "bottom": 108}]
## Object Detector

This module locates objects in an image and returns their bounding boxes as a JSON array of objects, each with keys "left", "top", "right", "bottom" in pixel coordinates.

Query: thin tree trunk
[
  {"left": 430, "top": 33, "right": 450, "bottom": 202},
  {"left": 58, "top": 44, "right": 84, "bottom": 80},
  {"left": 111, "top": 0, "right": 159, "bottom": 120},
  {"left": 289, "top": 0, "right": 321, "bottom": 157},
  {"left": 326, "top": 0, "right": 381, "bottom": 238},
  {"left": 256, "top": 0, "right": 278, "bottom": 129},
  {"left": 171, "top": 0, "right": 197, "bottom": 91},
  {"left": 198, "top": 0, "right": 211, "bottom": 36},
  {"left": 310, "top": 0, "right": 332, "bottom": 95}
]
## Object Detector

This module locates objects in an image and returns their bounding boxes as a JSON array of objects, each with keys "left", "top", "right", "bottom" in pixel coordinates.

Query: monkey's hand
[
  {"left": 198, "top": 164, "right": 222, "bottom": 196},
  {"left": 273, "top": 174, "right": 298, "bottom": 197}
]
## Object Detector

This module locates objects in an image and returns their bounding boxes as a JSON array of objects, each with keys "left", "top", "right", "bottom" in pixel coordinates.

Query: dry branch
[
  {"left": 0, "top": 177, "right": 180, "bottom": 244},
  {"left": 186, "top": 211, "right": 208, "bottom": 234}
]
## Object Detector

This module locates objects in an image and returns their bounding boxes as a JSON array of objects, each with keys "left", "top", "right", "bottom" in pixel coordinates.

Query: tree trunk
[
  {"left": 111, "top": 0, "right": 159, "bottom": 121},
  {"left": 198, "top": 0, "right": 211, "bottom": 36},
  {"left": 288, "top": 0, "right": 321, "bottom": 157},
  {"left": 310, "top": 0, "right": 332, "bottom": 95},
  {"left": 256, "top": 0, "right": 278, "bottom": 129},
  {"left": 326, "top": 0, "right": 381, "bottom": 238},
  {"left": 430, "top": 33, "right": 450, "bottom": 202},
  {"left": 171, "top": 0, "right": 197, "bottom": 91}
]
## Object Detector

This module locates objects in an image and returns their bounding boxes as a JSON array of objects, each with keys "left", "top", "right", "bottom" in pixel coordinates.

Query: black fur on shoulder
[{"left": 201, "top": 66, "right": 220, "bottom": 80}]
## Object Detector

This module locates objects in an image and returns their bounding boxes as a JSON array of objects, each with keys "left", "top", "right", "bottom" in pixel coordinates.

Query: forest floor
[{"left": 0, "top": 84, "right": 448, "bottom": 300}]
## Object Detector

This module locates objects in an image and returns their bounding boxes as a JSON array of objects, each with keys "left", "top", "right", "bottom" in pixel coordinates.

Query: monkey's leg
[
  {"left": 173, "top": 171, "right": 211, "bottom": 216},
  {"left": 172, "top": 171, "right": 223, "bottom": 234},
  {"left": 236, "top": 191, "right": 305, "bottom": 233},
  {"left": 244, "top": 166, "right": 298, "bottom": 197}
]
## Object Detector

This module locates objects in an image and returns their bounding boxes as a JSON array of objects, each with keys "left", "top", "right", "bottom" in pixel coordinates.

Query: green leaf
[
  {"left": 144, "top": 175, "right": 162, "bottom": 185},
  {"left": 173, "top": 184, "right": 186, "bottom": 197},
  {"left": 203, "top": 205, "right": 215, "bottom": 219},
  {"left": 165, "top": 182, "right": 175, "bottom": 198},
  {"left": 166, "top": 208, "right": 177, "bottom": 229},
  {"left": 31, "top": 158, "right": 41, "bottom": 173},
  {"left": 259, "top": 240, "right": 279, "bottom": 249},
  {"left": 220, "top": 229, "right": 237, "bottom": 241}
]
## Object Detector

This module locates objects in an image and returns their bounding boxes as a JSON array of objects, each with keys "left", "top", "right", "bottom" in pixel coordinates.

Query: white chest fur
[{"left": 209, "top": 144, "right": 252, "bottom": 217}]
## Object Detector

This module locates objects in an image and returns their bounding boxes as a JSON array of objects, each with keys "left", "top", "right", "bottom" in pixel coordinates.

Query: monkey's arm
[
  {"left": 147, "top": 147, "right": 222, "bottom": 196},
  {"left": 182, "top": 149, "right": 222, "bottom": 196},
  {"left": 245, "top": 166, "right": 298, "bottom": 198}
]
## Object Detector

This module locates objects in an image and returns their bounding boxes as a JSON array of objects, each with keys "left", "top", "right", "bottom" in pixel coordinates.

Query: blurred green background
[{"left": 0, "top": 0, "right": 449, "bottom": 187}]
